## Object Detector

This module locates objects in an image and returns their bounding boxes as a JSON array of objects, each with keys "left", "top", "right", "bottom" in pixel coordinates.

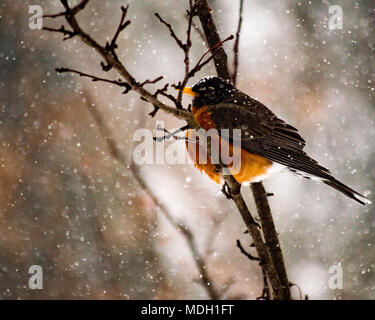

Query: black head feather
[{"left": 191, "top": 77, "right": 235, "bottom": 107}]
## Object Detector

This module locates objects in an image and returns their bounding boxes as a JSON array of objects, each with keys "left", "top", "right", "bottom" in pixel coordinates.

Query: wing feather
[
  {"left": 208, "top": 93, "right": 332, "bottom": 179},
  {"left": 204, "top": 90, "right": 369, "bottom": 205}
]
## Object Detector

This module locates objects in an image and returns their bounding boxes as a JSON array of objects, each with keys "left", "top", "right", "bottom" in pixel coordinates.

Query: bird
[{"left": 181, "top": 76, "right": 371, "bottom": 205}]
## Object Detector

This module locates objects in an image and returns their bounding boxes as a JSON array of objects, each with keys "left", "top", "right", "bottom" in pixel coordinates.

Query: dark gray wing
[
  {"left": 208, "top": 93, "right": 369, "bottom": 205},
  {"left": 208, "top": 95, "right": 332, "bottom": 178}
]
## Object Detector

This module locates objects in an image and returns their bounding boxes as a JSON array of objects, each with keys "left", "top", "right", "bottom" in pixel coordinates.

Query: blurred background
[{"left": 0, "top": 0, "right": 374, "bottom": 299}]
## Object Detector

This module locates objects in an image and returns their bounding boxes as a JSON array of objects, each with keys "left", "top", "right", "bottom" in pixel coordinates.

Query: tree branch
[
  {"left": 236, "top": 239, "right": 270, "bottom": 299},
  {"left": 56, "top": 67, "right": 132, "bottom": 94},
  {"left": 188, "top": 35, "right": 234, "bottom": 78},
  {"left": 44, "top": 0, "right": 195, "bottom": 124},
  {"left": 44, "top": 0, "right": 291, "bottom": 300},
  {"left": 236, "top": 239, "right": 259, "bottom": 261},
  {"left": 194, "top": 0, "right": 291, "bottom": 299},
  {"left": 232, "top": 0, "right": 244, "bottom": 86},
  {"left": 130, "top": 163, "right": 220, "bottom": 300},
  {"left": 43, "top": 0, "right": 90, "bottom": 18},
  {"left": 251, "top": 182, "right": 291, "bottom": 298},
  {"left": 109, "top": 5, "right": 131, "bottom": 52},
  {"left": 195, "top": 0, "right": 231, "bottom": 80},
  {"left": 130, "top": 158, "right": 221, "bottom": 299},
  {"left": 83, "top": 94, "right": 220, "bottom": 300}
]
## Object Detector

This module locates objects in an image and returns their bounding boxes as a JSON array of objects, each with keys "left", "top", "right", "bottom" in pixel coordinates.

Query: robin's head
[{"left": 181, "top": 77, "right": 234, "bottom": 108}]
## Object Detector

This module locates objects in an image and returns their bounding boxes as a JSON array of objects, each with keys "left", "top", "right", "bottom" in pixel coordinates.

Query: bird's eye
[{"left": 196, "top": 86, "right": 215, "bottom": 94}]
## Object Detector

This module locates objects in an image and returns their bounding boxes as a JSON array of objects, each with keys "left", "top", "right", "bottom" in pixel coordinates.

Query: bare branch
[
  {"left": 155, "top": 13, "right": 185, "bottom": 50},
  {"left": 129, "top": 164, "right": 220, "bottom": 300},
  {"left": 290, "top": 282, "right": 303, "bottom": 300},
  {"left": 44, "top": 0, "right": 194, "bottom": 124},
  {"left": 257, "top": 266, "right": 271, "bottom": 300},
  {"left": 108, "top": 5, "right": 131, "bottom": 52},
  {"left": 83, "top": 94, "right": 219, "bottom": 299},
  {"left": 236, "top": 239, "right": 271, "bottom": 300},
  {"left": 84, "top": 94, "right": 128, "bottom": 165},
  {"left": 190, "top": 18, "right": 207, "bottom": 46},
  {"left": 195, "top": 0, "right": 291, "bottom": 300},
  {"left": 139, "top": 76, "right": 164, "bottom": 86},
  {"left": 44, "top": 0, "right": 292, "bottom": 300},
  {"left": 43, "top": 0, "right": 90, "bottom": 18},
  {"left": 153, "top": 125, "right": 190, "bottom": 142},
  {"left": 236, "top": 239, "right": 259, "bottom": 261},
  {"left": 232, "top": 0, "right": 244, "bottom": 86},
  {"left": 188, "top": 35, "right": 234, "bottom": 78},
  {"left": 61, "top": 0, "right": 90, "bottom": 14},
  {"left": 251, "top": 182, "right": 291, "bottom": 298},
  {"left": 175, "top": 1, "right": 195, "bottom": 105},
  {"left": 154, "top": 83, "right": 182, "bottom": 110},
  {"left": 42, "top": 25, "right": 77, "bottom": 40},
  {"left": 56, "top": 67, "right": 131, "bottom": 94},
  {"left": 155, "top": 2, "right": 198, "bottom": 107},
  {"left": 195, "top": 0, "right": 231, "bottom": 79}
]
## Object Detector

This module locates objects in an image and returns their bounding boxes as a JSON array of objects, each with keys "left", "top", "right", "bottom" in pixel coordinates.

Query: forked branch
[{"left": 44, "top": 0, "right": 291, "bottom": 300}]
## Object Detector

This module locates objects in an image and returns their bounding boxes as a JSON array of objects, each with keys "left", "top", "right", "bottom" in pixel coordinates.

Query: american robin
[{"left": 181, "top": 76, "right": 371, "bottom": 205}]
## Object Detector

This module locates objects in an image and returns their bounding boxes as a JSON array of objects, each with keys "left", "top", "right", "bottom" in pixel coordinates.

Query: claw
[{"left": 221, "top": 182, "right": 233, "bottom": 199}]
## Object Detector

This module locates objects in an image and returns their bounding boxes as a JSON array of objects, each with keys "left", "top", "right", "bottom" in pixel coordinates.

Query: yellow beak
[{"left": 179, "top": 87, "right": 199, "bottom": 97}]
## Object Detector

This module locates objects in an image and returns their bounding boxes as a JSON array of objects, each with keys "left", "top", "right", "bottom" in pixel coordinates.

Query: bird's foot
[{"left": 221, "top": 182, "right": 233, "bottom": 199}]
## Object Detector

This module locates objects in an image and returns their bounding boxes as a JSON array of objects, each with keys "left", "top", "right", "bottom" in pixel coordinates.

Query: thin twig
[
  {"left": 153, "top": 125, "right": 190, "bottom": 142},
  {"left": 195, "top": 0, "right": 231, "bottom": 80},
  {"left": 191, "top": 19, "right": 207, "bottom": 46},
  {"left": 236, "top": 239, "right": 259, "bottom": 261},
  {"left": 139, "top": 76, "right": 164, "bottom": 86},
  {"left": 155, "top": 2, "right": 197, "bottom": 106},
  {"left": 42, "top": 25, "right": 77, "bottom": 40},
  {"left": 109, "top": 5, "right": 131, "bottom": 51},
  {"left": 154, "top": 83, "right": 182, "bottom": 111},
  {"left": 56, "top": 67, "right": 131, "bottom": 94},
  {"left": 44, "top": 0, "right": 195, "bottom": 124},
  {"left": 195, "top": 0, "right": 290, "bottom": 300},
  {"left": 251, "top": 182, "right": 291, "bottom": 299},
  {"left": 43, "top": 0, "right": 90, "bottom": 18},
  {"left": 232, "top": 0, "right": 244, "bottom": 86},
  {"left": 44, "top": 0, "right": 292, "bottom": 300},
  {"left": 290, "top": 282, "right": 303, "bottom": 300},
  {"left": 83, "top": 93, "right": 220, "bottom": 300},
  {"left": 236, "top": 239, "right": 271, "bottom": 299},
  {"left": 176, "top": 0, "right": 195, "bottom": 105},
  {"left": 155, "top": 12, "right": 186, "bottom": 50},
  {"left": 130, "top": 163, "right": 220, "bottom": 300},
  {"left": 188, "top": 35, "right": 234, "bottom": 78},
  {"left": 257, "top": 266, "right": 270, "bottom": 300},
  {"left": 205, "top": 209, "right": 229, "bottom": 256}
]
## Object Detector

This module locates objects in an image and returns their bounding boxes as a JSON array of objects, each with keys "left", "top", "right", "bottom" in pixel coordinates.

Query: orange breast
[{"left": 186, "top": 106, "right": 272, "bottom": 184}]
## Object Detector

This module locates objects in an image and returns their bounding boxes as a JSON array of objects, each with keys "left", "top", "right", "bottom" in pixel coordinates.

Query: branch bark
[
  {"left": 44, "top": 0, "right": 291, "bottom": 300},
  {"left": 84, "top": 94, "right": 220, "bottom": 300},
  {"left": 130, "top": 162, "right": 220, "bottom": 300},
  {"left": 232, "top": 0, "right": 244, "bottom": 86},
  {"left": 195, "top": 0, "right": 291, "bottom": 299},
  {"left": 251, "top": 182, "right": 290, "bottom": 298},
  {"left": 195, "top": 0, "right": 231, "bottom": 80}
]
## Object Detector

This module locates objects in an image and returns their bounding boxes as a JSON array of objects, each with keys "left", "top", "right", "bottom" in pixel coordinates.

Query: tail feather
[
  {"left": 288, "top": 168, "right": 371, "bottom": 205},
  {"left": 323, "top": 178, "right": 371, "bottom": 206}
]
